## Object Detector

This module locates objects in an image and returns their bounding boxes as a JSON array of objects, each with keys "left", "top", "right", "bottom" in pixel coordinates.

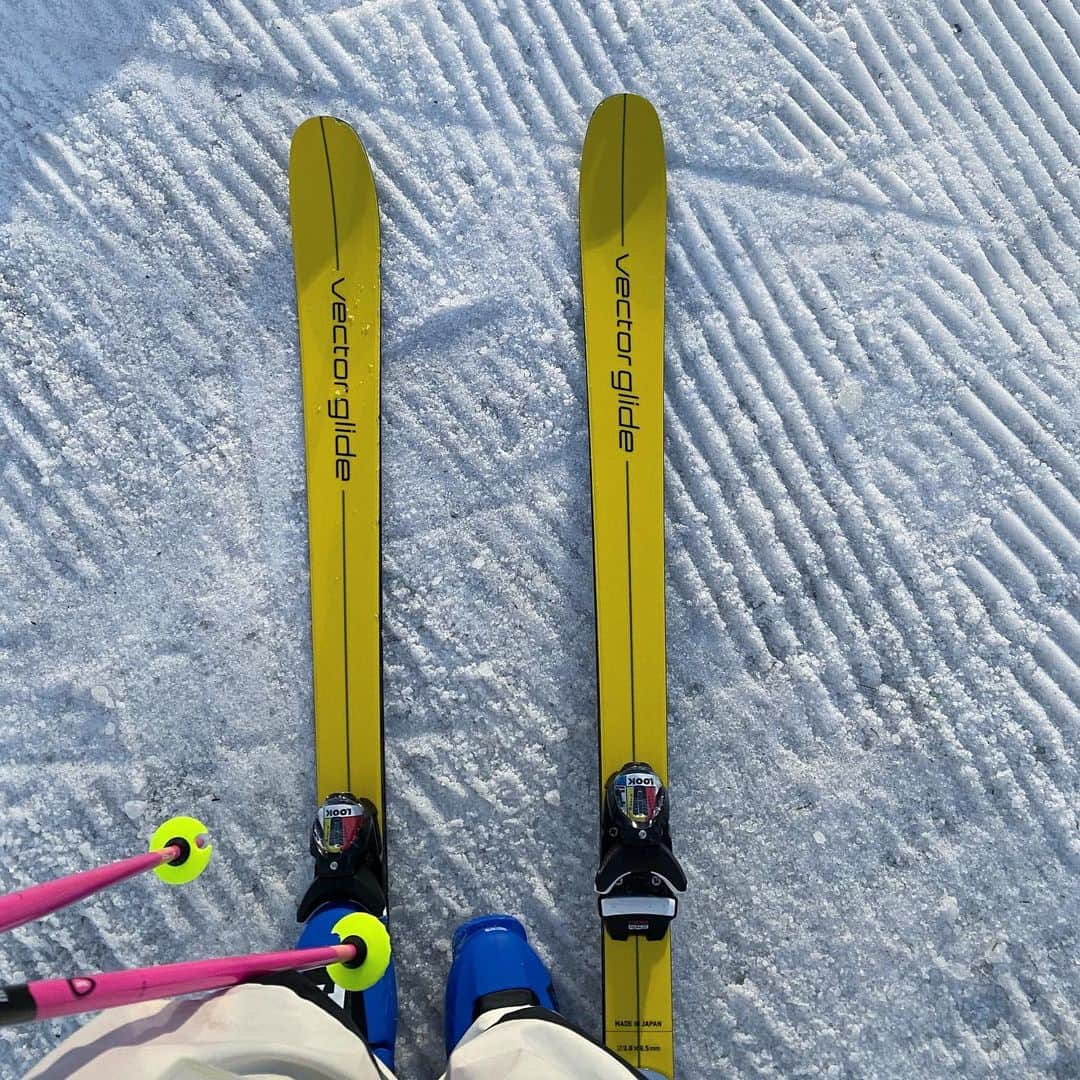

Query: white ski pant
[{"left": 25, "top": 982, "right": 642, "bottom": 1079}]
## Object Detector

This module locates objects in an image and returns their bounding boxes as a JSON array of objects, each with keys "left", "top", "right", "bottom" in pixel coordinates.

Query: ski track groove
[
  {"left": 920, "top": 307, "right": 1080, "bottom": 532},
  {"left": 439, "top": 0, "right": 531, "bottom": 137},
  {"left": 1, "top": 460, "right": 100, "bottom": 583},
  {"left": 667, "top": 533, "right": 777, "bottom": 686},
  {"left": 1045, "top": 0, "right": 1080, "bottom": 56},
  {"left": 682, "top": 0, "right": 1080, "bottom": 1054},
  {"left": 535, "top": 0, "right": 619, "bottom": 100},
  {"left": 345, "top": 114, "right": 445, "bottom": 254},
  {"left": 249, "top": 0, "right": 340, "bottom": 88},
  {"left": 677, "top": 200, "right": 907, "bottom": 635},
  {"left": 409, "top": 6, "right": 503, "bottom": 135},
  {"left": 0, "top": 357, "right": 115, "bottom": 579},
  {"left": 962, "top": 0, "right": 1080, "bottom": 173},
  {"left": 14, "top": 229, "right": 206, "bottom": 469},
  {"left": 492, "top": 1, "right": 575, "bottom": 132},
  {"left": 1007, "top": 490, "right": 1080, "bottom": 583},
  {"left": 93, "top": 97, "right": 248, "bottom": 271},
  {"left": 743, "top": 2, "right": 932, "bottom": 214},
  {"left": 664, "top": 388, "right": 795, "bottom": 663},
  {"left": 796, "top": 0, "right": 1080, "bottom": 347},
  {"left": 361, "top": 12, "right": 587, "bottom": 453},
  {"left": 946, "top": 6, "right": 1080, "bottom": 236},
  {"left": 920, "top": 248, "right": 1077, "bottom": 425},
  {"left": 893, "top": 329, "right": 1080, "bottom": 749},
  {"left": 678, "top": 247, "right": 907, "bottom": 656},
  {"left": 1049, "top": 603, "right": 1080, "bottom": 669},
  {"left": 392, "top": 14, "right": 476, "bottom": 127},
  {"left": 3, "top": 215, "right": 202, "bottom": 465},
  {"left": 994, "top": 0, "right": 1080, "bottom": 121},
  {"left": 666, "top": 271, "right": 929, "bottom": 754},
  {"left": 670, "top": 219, "right": 950, "bottom": 748},
  {"left": 664, "top": 325, "right": 875, "bottom": 732},
  {"left": 752, "top": 0, "right": 873, "bottom": 131},
  {"left": 221, "top": 0, "right": 302, "bottom": 83},
  {"left": 287, "top": 8, "right": 369, "bottom": 94},
  {"left": 168, "top": 100, "right": 283, "bottom": 240},
  {"left": 677, "top": 194, "right": 1080, "bottom": 869},
  {"left": 906, "top": 292, "right": 1080, "bottom": 552},
  {"left": 389, "top": 2, "right": 614, "bottom": 375},
  {"left": 968, "top": 241, "right": 1079, "bottom": 372},
  {"left": 188, "top": 6, "right": 263, "bottom": 72},
  {"left": 154, "top": 97, "right": 275, "bottom": 234},
  {"left": 911, "top": 29, "right": 1080, "bottom": 324},
  {"left": 599, "top": 0, "right": 653, "bottom": 70},
  {"left": 585, "top": 0, "right": 630, "bottom": 67},
  {"left": 902, "top": 326, "right": 1080, "bottom": 549},
  {"left": 1023, "top": 972, "right": 1080, "bottom": 1068},
  {"left": 0, "top": 349, "right": 118, "bottom": 555},
  {"left": 0, "top": 289, "right": 130, "bottom": 548},
  {"left": 759, "top": 110, "right": 816, "bottom": 167},
  {"left": 0, "top": 493, "right": 69, "bottom": 594},
  {"left": 843, "top": 8, "right": 986, "bottom": 221}
]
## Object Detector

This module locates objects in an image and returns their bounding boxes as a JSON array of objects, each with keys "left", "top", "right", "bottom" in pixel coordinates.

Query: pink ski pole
[
  {"left": 0, "top": 817, "right": 212, "bottom": 934},
  {"left": 0, "top": 911, "right": 390, "bottom": 1026}
]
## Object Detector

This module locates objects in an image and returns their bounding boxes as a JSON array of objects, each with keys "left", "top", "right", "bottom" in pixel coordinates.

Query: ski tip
[
  {"left": 288, "top": 115, "right": 375, "bottom": 207},
  {"left": 588, "top": 93, "right": 660, "bottom": 127},
  {"left": 290, "top": 115, "right": 358, "bottom": 172},
  {"left": 291, "top": 114, "right": 349, "bottom": 139},
  {"left": 328, "top": 911, "right": 392, "bottom": 991},
  {"left": 581, "top": 93, "right": 664, "bottom": 181},
  {"left": 290, "top": 114, "right": 364, "bottom": 152},
  {"left": 149, "top": 816, "right": 213, "bottom": 886}
]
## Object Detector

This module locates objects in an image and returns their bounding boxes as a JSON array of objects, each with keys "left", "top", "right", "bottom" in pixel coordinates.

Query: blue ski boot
[
  {"left": 444, "top": 914, "right": 558, "bottom": 1054},
  {"left": 297, "top": 793, "right": 397, "bottom": 1070}
]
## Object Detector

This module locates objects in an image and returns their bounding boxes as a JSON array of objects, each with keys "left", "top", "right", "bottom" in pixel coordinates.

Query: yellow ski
[
  {"left": 289, "top": 117, "right": 383, "bottom": 816},
  {"left": 581, "top": 94, "right": 684, "bottom": 1078}
]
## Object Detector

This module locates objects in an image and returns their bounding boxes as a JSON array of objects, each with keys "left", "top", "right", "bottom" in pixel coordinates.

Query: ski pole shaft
[
  {"left": 0, "top": 818, "right": 211, "bottom": 933},
  {"left": 0, "top": 941, "right": 357, "bottom": 1026},
  {"left": 0, "top": 848, "right": 178, "bottom": 935}
]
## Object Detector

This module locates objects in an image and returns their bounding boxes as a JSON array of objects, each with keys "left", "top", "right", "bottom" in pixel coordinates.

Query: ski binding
[{"left": 594, "top": 763, "right": 687, "bottom": 942}]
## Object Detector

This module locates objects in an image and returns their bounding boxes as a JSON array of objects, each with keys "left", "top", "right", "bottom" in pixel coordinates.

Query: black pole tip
[
  {"left": 165, "top": 837, "right": 191, "bottom": 865},
  {"left": 342, "top": 935, "right": 368, "bottom": 969}
]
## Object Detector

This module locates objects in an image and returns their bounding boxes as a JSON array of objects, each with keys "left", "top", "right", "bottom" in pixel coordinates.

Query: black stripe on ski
[
  {"left": 625, "top": 460, "right": 636, "bottom": 758},
  {"left": 620, "top": 94, "right": 627, "bottom": 246},
  {"left": 622, "top": 100, "right": 640, "bottom": 1060},
  {"left": 341, "top": 489, "right": 352, "bottom": 790},
  {"left": 634, "top": 936, "right": 641, "bottom": 1069},
  {"left": 319, "top": 117, "right": 340, "bottom": 271}
]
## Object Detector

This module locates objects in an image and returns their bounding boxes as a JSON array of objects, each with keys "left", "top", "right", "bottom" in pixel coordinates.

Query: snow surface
[{"left": 1, "top": 1, "right": 1079, "bottom": 1076}]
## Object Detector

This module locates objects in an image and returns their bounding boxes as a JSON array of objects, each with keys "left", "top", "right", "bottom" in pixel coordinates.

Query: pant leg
[
  {"left": 442, "top": 1005, "right": 646, "bottom": 1079},
  {"left": 24, "top": 982, "right": 394, "bottom": 1080}
]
